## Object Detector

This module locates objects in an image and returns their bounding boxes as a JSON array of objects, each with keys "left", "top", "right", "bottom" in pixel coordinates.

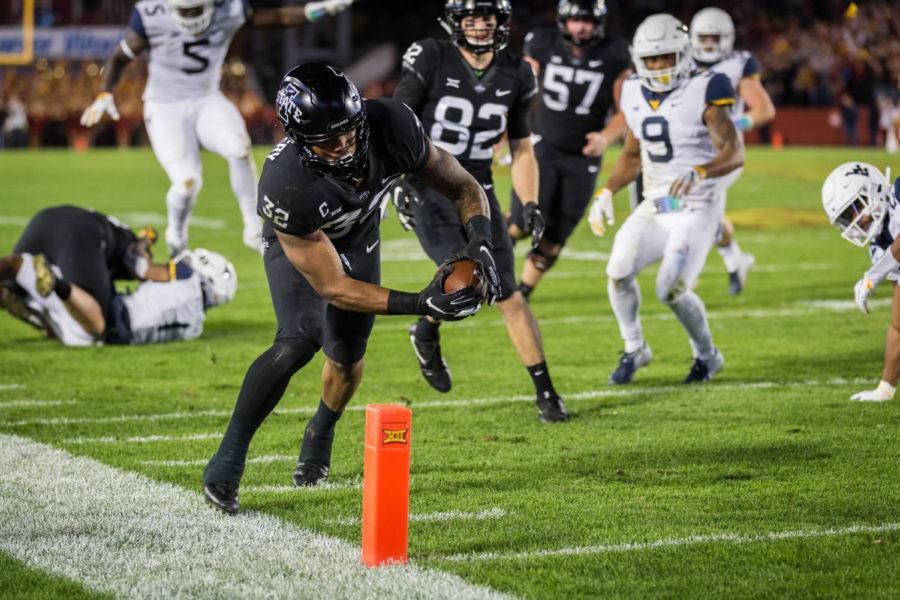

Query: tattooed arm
[{"left": 414, "top": 138, "right": 490, "bottom": 224}]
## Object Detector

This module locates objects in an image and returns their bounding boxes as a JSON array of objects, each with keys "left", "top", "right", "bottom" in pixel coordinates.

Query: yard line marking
[
  {"left": 0, "top": 433, "right": 511, "bottom": 600},
  {"left": 121, "top": 212, "right": 226, "bottom": 230},
  {"left": 0, "top": 399, "right": 76, "bottom": 409},
  {"left": 0, "top": 378, "right": 873, "bottom": 428},
  {"left": 328, "top": 508, "right": 509, "bottom": 527},
  {"left": 63, "top": 432, "right": 221, "bottom": 445},
  {"left": 0, "top": 384, "right": 24, "bottom": 391},
  {"left": 243, "top": 481, "right": 363, "bottom": 494},
  {"left": 141, "top": 454, "right": 293, "bottom": 467},
  {"left": 434, "top": 522, "right": 900, "bottom": 562}
]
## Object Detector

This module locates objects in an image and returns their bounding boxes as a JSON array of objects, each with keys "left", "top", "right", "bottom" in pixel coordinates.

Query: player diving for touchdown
[
  {"left": 588, "top": 14, "right": 744, "bottom": 384},
  {"left": 822, "top": 162, "right": 900, "bottom": 402},
  {"left": 80, "top": 0, "right": 354, "bottom": 256},
  {"left": 392, "top": 0, "right": 568, "bottom": 422},
  {"left": 690, "top": 7, "right": 776, "bottom": 296},
  {"left": 202, "top": 64, "right": 497, "bottom": 514}
]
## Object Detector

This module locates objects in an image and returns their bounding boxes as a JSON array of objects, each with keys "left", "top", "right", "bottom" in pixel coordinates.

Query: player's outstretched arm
[
  {"left": 415, "top": 140, "right": 489, "bottom": 226},
  {"left": 251, "top": 0, "right": 354, "bottom": 26},
  {"left": 602, "top": 127, "right": 642, "bottom": 195},
  {"left": 81, "top": 30, "right": 147, "bottom": 127},
  {"left": 736, "top": 77, "right": 776, "bottom": 132},
  {"left": 275, "top": 228, "right": 482, "bottom": 320},
  {"left": 583, "top": 69, "right": 633, "bottom": 157}
]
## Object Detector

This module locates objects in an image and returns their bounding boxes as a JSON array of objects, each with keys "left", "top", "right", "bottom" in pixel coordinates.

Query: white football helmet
[
  {"left": 166, "top": 0, "right": 215, "bottom": 36},
  {"left": 631, "top": 14, "right": 693, "bottom": 93},
  {"left": 690, "top": 7, "right": 735, "bottom": 63},
  {"left": 822, "top": 162, "right": 891, "bottom": 247},
  {"left": 191, "top": 248, "right": 237, "bottom": 308}
]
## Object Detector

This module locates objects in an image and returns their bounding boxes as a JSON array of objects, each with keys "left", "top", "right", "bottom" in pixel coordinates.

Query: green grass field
[{"left": 0, "top": 146, "right": 898, "bottom": 599}]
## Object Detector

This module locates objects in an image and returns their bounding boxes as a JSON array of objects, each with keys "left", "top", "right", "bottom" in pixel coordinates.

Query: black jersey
[
  {"left": 524, "top": 28, "right": 631, "bottom": 155},
  {"left": 257, "top": 98, "right": 430, "bottom": 252},
  {"left": 394, "top": 37, "right": 537, "bottom": 181}
]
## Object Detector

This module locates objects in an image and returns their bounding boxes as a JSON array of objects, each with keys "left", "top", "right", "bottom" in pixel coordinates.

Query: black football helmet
[
  {"left": 275, "top": 63, "right": 369, "bottom": 180},
  {"left": 439, "top": 0, "right": 511, "bottom": 55},
  {"left": 557, "top": 0, "right": 607, "bottom": 45}
]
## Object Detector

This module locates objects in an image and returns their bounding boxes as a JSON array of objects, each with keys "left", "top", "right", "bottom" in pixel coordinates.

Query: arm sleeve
[
  {"left": 741, "top": 54, "right": 761, "bottom": 79},
  {"left": 257, "top": 162, "right": 324, "bottom": 237},
  {"left": 128, "top": 7, "right": 148, "bottom": 39},
  {"left": 522, "top": 31, "right": 536, "bottom": 58},
  {"left": 705, "top": 72, "right": 737, "bottom": 107},
  {"left": 507, "top": 62, "right": 537, "bottom": 140},
  {"left": 394, "top": 39, "right": 435, "bottom": 114}
]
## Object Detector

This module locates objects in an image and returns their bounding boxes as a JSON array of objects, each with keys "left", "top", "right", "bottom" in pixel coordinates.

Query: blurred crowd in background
[{"left": 0, "top": 0, "right": 898, "bottom": 149}]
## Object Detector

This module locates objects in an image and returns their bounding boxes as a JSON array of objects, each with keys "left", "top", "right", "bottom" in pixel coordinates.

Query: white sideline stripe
[
  {"left": 0, "top": 377, "right": 873, "bottom": 428},
  {"left": 0, "top": 399, "right": 76, "bottom": 409},
  {"left": 121, "top": 212, "right": 226, "bottom": 230},
  {"left": 0, "top": 384, "right": 24, "bottom": 391},
  {"left": 328, "top": 508, "right": 509, "bottom": 527},
  {"left": 244, "top": 481, "right": 362, "bottom": 494},
  {"left": 435, "top": 523, "right": 900, "bottom": 563},
  {"left": 0, "top": 434, "right": 511, "bottom": 600},
  {"left": 142, "top": 454, "right": 293, "bottom": 467},
  {"left": 64, "top": 432, "right": 221, "bottom": 445}
]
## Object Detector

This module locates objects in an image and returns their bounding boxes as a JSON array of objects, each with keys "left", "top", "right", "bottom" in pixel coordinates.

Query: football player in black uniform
[
  {"left": 393, "top": 0, "right": 568, "bottom": 423},
  {"left": 507, "top": 0, "right": 631, "bottom": 299},
  {"left": 202, "top": 64, "right": 496, "bottom": 514}
]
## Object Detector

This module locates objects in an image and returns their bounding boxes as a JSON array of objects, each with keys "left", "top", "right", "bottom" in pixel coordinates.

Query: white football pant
[
  {"left": 606, "top": 200, "right": 721, "bottom": 359},
  {"left": 144, "top": 92, "right": 260, "bottom": 254},
  {"left": 15, "top": 254, "right": 95, "bottom": 347}
]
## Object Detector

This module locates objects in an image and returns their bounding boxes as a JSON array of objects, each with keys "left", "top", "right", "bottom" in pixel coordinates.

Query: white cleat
[
  {"left": 165, "top": 227, "right": 188, "bottom": 258},
  {"left": 728, "top": 253, "right": 755, "bottom": 296}
]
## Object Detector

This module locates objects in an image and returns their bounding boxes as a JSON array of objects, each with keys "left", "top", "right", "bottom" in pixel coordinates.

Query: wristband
[
  {"left": 692, "top": 166, "right": 708, "bottom": 181},
  {"left": 168, "top": 261, "right": 194, "bottom": 280},
  {"left": 464, "top": 214, "right": 492, "bottom": 244},
  {"left": 734, "top": 115, "right": 754, "bottom": 131},
  {"left": 387, "top": 290, "right": 421, "bottom": 315},
  {"left": 866, "top": 250, "right": 900, "bottom": 285}
]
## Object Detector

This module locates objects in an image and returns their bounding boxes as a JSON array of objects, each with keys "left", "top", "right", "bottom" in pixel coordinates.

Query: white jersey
[
  {"left": 703, "top": 50, "right": 760, "bottom": 116},
  {"left": 621, "top": 70, "right": 736, "bottom": 209},
  {"left": 870, "top": 177, "right": 900, "bottom": 281},
  {"left": 118, "top": 274, "right": 206, "bottom": 344},
  {"left": 131, "top": 0, "right": 248, "bottom": 102}
]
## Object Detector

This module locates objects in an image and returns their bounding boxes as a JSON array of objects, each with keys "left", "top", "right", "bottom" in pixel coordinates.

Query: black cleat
[
  {"left": 292, "top": 461, "right": 329, "bottom": 487},
  {"left": 0, "top": 285, "right": 45, "bottom": 331},
  {"left": 292, "top": 420, "right": 334, "bottom": 487},
  {"left": 204, "top": 482, "right": 239, "bottom": 514},
  {"left": 608, "top": 343, "right": 653, "bottom": 385},
  {"left": 684, "top": 348, "right": 725, "bottom": 384},
  {"left": 536, "top": 393, "right": 568, "bottom": 423},
  {"left": 409, "top": 321, "right": 452, "bottom": 393}
]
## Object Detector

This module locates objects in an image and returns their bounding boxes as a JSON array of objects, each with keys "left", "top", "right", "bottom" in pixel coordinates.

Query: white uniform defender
[
  {"left": 588, "top": 14, "right": 744, "bottom": 384},
  {"left": 81, "top": 0, "right": 355, "bottom": 256}
]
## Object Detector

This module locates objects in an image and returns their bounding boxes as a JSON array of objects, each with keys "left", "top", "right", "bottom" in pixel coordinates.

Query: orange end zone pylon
[{"left": 361, "top": 404, "right": 411, "bottom": 567}]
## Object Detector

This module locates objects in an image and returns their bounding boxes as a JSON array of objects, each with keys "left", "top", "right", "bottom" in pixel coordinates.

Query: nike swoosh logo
[
  {"left": 495, "top": 89, "right": 512, "bottom": 97},
  {"left": 479, "top": 246, "right": 497, "bottom": 268},
  {"left": 589, "top": 60, "right": 603, "bottom": 68},
  {"left": 534, "top": 370, "right": 544, "bottom": 376},
  {"left": 425, "top": 297, "right": 451, "bottom": 315},
  {"left": 365, "top": 240, "right": 379, "bottom": 254}
]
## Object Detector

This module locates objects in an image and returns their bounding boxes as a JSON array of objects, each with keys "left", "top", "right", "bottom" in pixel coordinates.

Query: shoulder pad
[{"left": 401, "top": 38, "right": 440, "bottom": 75}]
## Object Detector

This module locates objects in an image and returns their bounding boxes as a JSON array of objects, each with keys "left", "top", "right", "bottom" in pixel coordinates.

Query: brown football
[{"left": 441, "top": 259, "right": 484, "bottom": 296}]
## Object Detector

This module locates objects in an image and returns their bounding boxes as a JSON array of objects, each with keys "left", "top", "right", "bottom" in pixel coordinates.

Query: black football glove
[
  {"left": 415, "top": 263, "right": 483, "bottom": 321},
  {"left": 390, "top": 180, "right": 420, "bottom": 231},
  {"left": 446, "top": 239, "right": 500, "bottom": 306},
  {"left": 522, "top": 202, "right": 546, "bottom": 249}
]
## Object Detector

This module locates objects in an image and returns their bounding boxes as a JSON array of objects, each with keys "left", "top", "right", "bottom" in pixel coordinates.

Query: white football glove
[
  {"left": 80, "top": 92, "right": 120, "bottom": 127},
  {"left": 304, "top": 0, "right": 354, "bottom": 21},
  {"left": 588, "top": 187, "right": 614, "bottom": 237},
  {"left": 669, "top": 166, "right": 706, "bottom": 199},
  {"left": 853, "top": 275, "right": 878, "bottom": 314},
  {"left": 850, "top": 381, "right": 895, "bottom": 402}
]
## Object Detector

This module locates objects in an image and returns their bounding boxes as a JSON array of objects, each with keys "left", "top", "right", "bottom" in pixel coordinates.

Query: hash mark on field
[
  {"left": 141, "top": 454, "right": 293, "bottom": 467},
  {"left": 0, "top": 434, "right": 510, "bottom": 599},
  {"left": 0, "top": 384, "right": 24, "bottom": 391},
  {"left": 327, "top": 508, "right": 509, "bottom": 526},
  {"left": 121, "top": 212, "right": 226, "bottom": 230},
  {"left": 1, "top": 378, "right": 873, "bottom": 428},
  {"left": 243, "top": 481, "right": 362, "bottom": 493},
  {"left": 0, "top": 399, "right": 76, "bottom": 409},
  {"left": 64, "top": 432, "right": 221, "bottom": 445},
  {"left": 435, "top": 523, "right": 900, "bottom": 562}
]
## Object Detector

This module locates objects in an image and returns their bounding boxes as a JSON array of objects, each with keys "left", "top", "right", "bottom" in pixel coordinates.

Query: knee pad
[
  {"left": 527, "top": 245, "right": 559, "bottom": 272},
  {"left": 269, "top": 337, "right": 320, "bottom": 376},
  {"left": 657, "top": 278, "right": 688, "bottom": 305},
  {"left": 608, "top": 274, "right": 635, "bottom": 289},
  {"left": 606, "top": 253, "right": 636, "bottom": 281},
  {"left": 169, "top": 173, "right": 203, "bottom": 200}
]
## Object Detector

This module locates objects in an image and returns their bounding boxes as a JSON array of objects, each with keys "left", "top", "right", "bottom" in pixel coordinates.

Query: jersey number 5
[
  {"left": 542, "top": 64, "right": 605, "bottom": 115},
  {"left": 641, "top": 116, "right": 673, "bottom": 163},
  {"left": 182, "top": 39, "right": 210, "bottom": 74}
]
